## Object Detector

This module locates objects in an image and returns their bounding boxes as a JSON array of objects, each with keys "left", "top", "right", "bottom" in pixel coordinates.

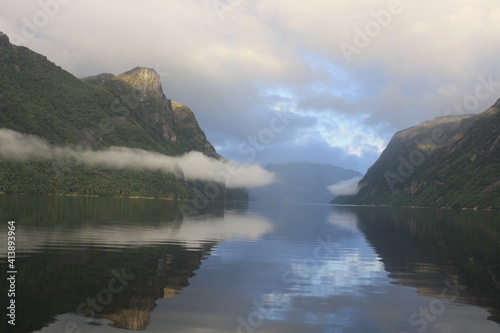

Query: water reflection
[
  {"left": 0, "top": 197, "right": 499, "bottom": 333},
  {"left": 337, "top": 205, "right": 500, "bottom": 328},
  {"left": 0, "top": 195, "right": 271, "bottom": 333},
  {"left": 225, "top": 204, "right": 500, "bottom": 332},
  {"left": 235, "top": 204, "right": 391, "bottom": 330},
  {"left": 1, "top": 210, "right": 272, "bottom": 254}
]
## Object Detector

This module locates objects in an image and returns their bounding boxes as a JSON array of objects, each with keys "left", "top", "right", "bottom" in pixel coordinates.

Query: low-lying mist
[
  {"left": 0, "top": 128, "right": 275, "bottom": 188},
  {"left": 327, "top": 176, "right": 362, "bottom": 196}
]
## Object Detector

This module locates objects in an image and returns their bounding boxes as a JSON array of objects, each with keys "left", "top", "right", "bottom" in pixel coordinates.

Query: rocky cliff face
[
  {"left": 116, "top": 67, "right": 165, "bottom": 101},
  {"left": 332, "top": 99, "right": 500, "bottom": 209},
  {"left": 0, "top": 31, "right": 241, "bottom": 200},
  {"left": 83, "top": 67, "right": 219, "bottom": 159},
  {"left": 171, "top": 101, "right": 219, "bottom": 158}
]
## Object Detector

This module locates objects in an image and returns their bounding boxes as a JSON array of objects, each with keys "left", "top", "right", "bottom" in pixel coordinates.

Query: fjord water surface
[{"left": 0, "top": 195, "right": 499, "bottom": 333}]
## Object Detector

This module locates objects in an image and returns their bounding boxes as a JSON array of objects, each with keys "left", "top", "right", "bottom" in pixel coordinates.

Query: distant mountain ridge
[
  {"left": 249, "top": 162, "right": 361, "bottom": 204},
  {"left": 0, "top": 31, "right": 246, "bottom": 200},
  {"left": 332, "top": 99, "right": 500, "bottom": 209}
]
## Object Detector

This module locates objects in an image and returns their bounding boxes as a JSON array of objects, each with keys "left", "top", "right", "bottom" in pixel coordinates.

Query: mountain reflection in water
[
  {"left": 0, "top": 196, "right": 271, "bottom": 332},
  {"left": 0, "top": 196, "right": 499, "bottom": 333}
]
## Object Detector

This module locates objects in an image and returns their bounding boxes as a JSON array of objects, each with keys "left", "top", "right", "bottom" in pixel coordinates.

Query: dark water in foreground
[{"left": 0, "top": 195, "right": 499, "bottom": 333}]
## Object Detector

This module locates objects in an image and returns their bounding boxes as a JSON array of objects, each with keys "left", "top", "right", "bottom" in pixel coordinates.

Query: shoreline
[
  {"left": 329, "top": 203, "right": 499, "bottom": 211},
  {"left": 0, "top": 192, "right": 247, "bottom": 204}
]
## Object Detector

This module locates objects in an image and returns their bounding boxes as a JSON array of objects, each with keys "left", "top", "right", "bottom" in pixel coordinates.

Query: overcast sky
[{"left": 1, "top": 0, "right": 499, "bottom": 173}]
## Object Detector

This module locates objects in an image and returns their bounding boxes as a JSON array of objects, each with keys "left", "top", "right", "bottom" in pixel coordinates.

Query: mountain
[
  {"left": 332, "top": 99, "right": 500, "bottom": 209},
  {"left": 0, "top": 31, "right": 247, "bottom": 200},
  {"left": 249, "top": 162, "right": 361, "bottom": 203}
]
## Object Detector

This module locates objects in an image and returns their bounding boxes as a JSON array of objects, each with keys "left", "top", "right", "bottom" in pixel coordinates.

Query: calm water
[{"left": 1, "top": 195, "right": 499, "bottom": 333}]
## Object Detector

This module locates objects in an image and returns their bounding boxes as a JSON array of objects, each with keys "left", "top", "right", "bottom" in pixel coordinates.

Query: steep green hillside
[
  {"left": 0, "top": 31, "right": 246, "bottom": 200},
  {"left": 332, "top": 100, "right": 500, "bottom": 209}
]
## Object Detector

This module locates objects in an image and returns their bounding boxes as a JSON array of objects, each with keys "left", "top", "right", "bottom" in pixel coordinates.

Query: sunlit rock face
[{"left": 116, "top": 67, "right": 164, "bottom": 102}]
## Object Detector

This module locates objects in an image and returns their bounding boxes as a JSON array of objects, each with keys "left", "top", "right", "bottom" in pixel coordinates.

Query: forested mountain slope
[
  {"left": 0, "top": 31, "right": 246, "bottom": 200},
  {"left": 332, "top": 99, "right": 500, "bottom": 209}
]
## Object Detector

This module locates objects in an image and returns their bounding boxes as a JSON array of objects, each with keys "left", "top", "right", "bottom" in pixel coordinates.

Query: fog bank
[
  {"left": 0, "top": 129, "right": 275, "bottom": 188},
  {"left": 327, "top": 177, "right": 363, "bottom": 196}
]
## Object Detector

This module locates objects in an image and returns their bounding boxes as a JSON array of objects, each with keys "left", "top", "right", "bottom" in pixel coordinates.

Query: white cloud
[
  {"left": 0, "top": 128, "right": 275, "bottom": 188},
  {"left": 328, "top": 176, "right": 363, "bottom": 196}
]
